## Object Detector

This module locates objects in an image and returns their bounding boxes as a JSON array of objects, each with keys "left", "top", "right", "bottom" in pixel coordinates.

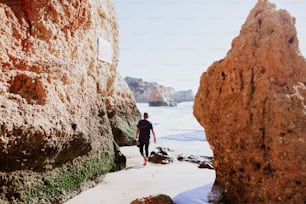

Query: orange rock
[
  {"left": 131, "top": 194, "right": 174, "bottom": 204},
  {"left": 0, "top": 0, "right": 140, "bottom": 203},
  {"left": 194, "top": 0, "right": 306, "bottom": 203}
]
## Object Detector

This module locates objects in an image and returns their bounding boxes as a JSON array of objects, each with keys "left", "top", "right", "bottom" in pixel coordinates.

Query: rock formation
[
  {"left": 0, "top": 0, "right": 140, "bottom": 203},
  {"left": 124, "top": 76, "right": 194, "bottom": 105},
  {"left": 148, "top": 147, "right": 175, "bottom": 164},
  {"left": 148, "top": 85, "right": 176, "bottom": 107},
  {"left": 171, "top": 90, "right": 194, "bottom": 103},
  {"left": 108, "top": 74, "right": 141, "bottom": 146},
  {"left": 130, "top": 194, "right": 174, "bottom": 204},
  {"left": 124, "top": 76, "right": 158, "bottom": 103},
  {"left": 194, "top": 0, "right": 306, "bottom": 203},
  {"left": 177, "top": 155, "right": 214, "bottom": 169}
]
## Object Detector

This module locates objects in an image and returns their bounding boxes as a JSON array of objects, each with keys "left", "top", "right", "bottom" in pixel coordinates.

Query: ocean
[{"left": 136, "top": 102, "right": 213, "bottom": 157}]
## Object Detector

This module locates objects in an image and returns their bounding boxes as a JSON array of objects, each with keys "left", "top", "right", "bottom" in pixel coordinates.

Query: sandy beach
[{"left": 65, "top": 143, "right": 215, "bottom": 204}]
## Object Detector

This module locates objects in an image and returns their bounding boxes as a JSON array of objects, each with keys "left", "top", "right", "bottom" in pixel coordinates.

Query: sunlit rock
[
  {"left": 0, "top": 0, "right": 140, "bottom": 203},
  {"left": 148, "top": 85, "right": 176, "bottom": 107},
  {"left": 194, "top": 0, "right": 306, "bottom": 203}
]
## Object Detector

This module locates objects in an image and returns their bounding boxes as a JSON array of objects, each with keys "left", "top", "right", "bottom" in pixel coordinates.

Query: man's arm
[
  {"left": 136, "top": 128, "right": 140, "bottom": 140},
  {"left": 151, "top": 129, "right": 156, "bottom": 143}
]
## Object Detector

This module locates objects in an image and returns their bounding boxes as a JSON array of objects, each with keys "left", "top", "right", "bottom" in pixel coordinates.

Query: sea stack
[
  {"left": 0, "top": 0, "right": 140, "bottom": 203},
  {"left": 194, "top": 0, "right": 306, "bottom": 203},
  {"left": 148, "top": 85, "right": 176, "bottom": 107}
]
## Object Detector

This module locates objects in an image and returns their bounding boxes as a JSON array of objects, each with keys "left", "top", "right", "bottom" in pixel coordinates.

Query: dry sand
[{"left": 65, "top": 144, "right": 215, "bottom": 204}]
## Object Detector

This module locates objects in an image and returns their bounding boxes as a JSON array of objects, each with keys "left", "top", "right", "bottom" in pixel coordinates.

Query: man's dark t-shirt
[{"left": 137, "top": 119, "right": 153, "bottom": 143}]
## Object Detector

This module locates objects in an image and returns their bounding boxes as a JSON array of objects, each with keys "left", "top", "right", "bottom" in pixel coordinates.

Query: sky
[{"left": 112, "top": 0, "right": 306, "bottom": 92}]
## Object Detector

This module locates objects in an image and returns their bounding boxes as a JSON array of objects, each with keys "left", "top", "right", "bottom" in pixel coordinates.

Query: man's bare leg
[{"left": 142, "top": 154, "right": 147, "bottom": 166}]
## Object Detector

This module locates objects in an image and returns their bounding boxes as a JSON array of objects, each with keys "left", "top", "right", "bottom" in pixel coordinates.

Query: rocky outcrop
[
  {"left": 108, "top": 74, "right": 141, "bottom": 146},
  {"left": 0, "top": 0, "right": 140, "bottom": 203},
  {"left": 148, "top": 147, "right": 175, "bottom": 164},
  {"left": 177, "top": 155, "right": 214, "bottom": 169},
  {"left": 124, "top": 76, "right": 194, "bottom": 105},
  {"left": 194, "top": 0, "right": 306, "bottom": 203},
  {"left": 171, "top": 90, "right": 194, "bottom": 103},
  {"left": 131, "top": 194, "right": 174, "bottom": 204},
  {"left": 148, "top": 85, "right": 176, "bottom": 107},
  {"left": 124, "top": 76, "right": 157, "bottom": 103}
]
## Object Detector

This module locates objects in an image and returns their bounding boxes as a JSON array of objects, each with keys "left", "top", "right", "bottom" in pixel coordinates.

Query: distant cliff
[
  {"left": 124, "top": 77, "right": 158, "bottom": 103},
  {"left": 124, "top": 76, "right": 194, "bottom": 106}
]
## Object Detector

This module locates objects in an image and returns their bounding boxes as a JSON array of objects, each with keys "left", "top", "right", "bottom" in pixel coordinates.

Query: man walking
[{"left": 136, "top": 112, "right": 156, "bottom": 166}]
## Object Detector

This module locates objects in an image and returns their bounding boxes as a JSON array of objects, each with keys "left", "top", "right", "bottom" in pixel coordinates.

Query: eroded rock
[
  {"left": 0, "top": 0, "right": 140, "bottom": 203},
  {"left": 194, "top": 0, "right": 306, "bottom": 203},
  {"left": 131, "top": 194, "right": 174, "bottom": 204}
]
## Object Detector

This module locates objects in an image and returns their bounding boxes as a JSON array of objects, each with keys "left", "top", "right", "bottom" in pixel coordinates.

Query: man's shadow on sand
[{"left": 125, "top": 163, "right": 148, "bottom": 170}]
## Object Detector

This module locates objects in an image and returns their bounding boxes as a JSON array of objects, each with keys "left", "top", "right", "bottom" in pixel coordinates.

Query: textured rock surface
[
  {"left": 0, "top": 0, "right": 140, "bottom": 203},
  {"left": 108, "top": 74, "right": 141, "bottom": 146},
  {"left": 194, "top": 0, "right": 306, "bottom": 203},
  {"left": 130, "top": 194, "right": 174, "bottom": 204}
]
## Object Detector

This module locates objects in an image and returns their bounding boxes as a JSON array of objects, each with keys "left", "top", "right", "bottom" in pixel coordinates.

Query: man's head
[{"left": 143, "top": 112, "right": 148, "bottom": 119}]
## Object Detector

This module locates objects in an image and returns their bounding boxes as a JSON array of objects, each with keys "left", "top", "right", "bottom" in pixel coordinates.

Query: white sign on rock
[{"left": 98, "top": 37, "right": 113, "bottom": 64}]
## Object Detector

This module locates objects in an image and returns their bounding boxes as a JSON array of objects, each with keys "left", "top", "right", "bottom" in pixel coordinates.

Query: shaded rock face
[
  {"left": 0, "top": 0, "right": 140, "bottom": 203},
  {"left": 194, "top": 1, "right": 306, "bottom": 203},
  {"left": 108, "top": 74, "right": 141, "bottom": 146}
]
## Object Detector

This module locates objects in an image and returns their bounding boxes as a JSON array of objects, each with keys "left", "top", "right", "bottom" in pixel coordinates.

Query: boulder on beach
[
  {"left": 177, "top": 155, "right": 214, "bottom": 169},
  {"left": 148, "top": 147, "right": 175, "bottom": 164},
  {"left": 130, "top": 194, "right": 174, "bottom": 204},
  {"left": 0, "top": 0, "right": 140, "bottom": 203},
  {"left": 194, "top": 0, "right": 306, "bottom": 203}
]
